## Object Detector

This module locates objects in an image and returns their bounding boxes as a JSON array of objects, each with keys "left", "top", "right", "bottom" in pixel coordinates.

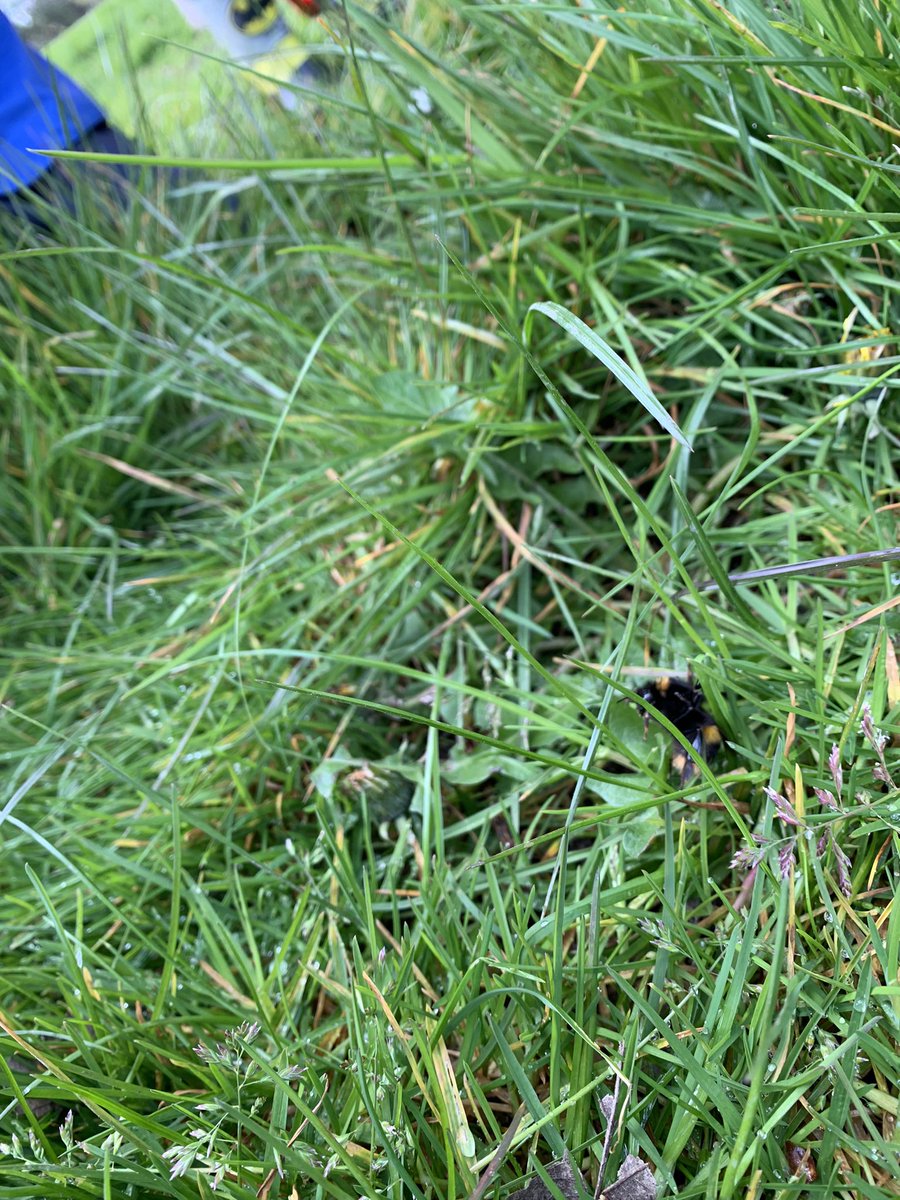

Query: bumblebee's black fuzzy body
[{"left": 639, "top": 677, "right": 721, "bottom": 784}]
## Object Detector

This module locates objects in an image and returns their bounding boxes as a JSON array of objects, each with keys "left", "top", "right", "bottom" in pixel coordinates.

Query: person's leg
[
  {"left": 0, "top": 123, "right": 141, "bottom": 236},
  {"left": 78, "top": 123, "right": 136, "bottom": 159}
]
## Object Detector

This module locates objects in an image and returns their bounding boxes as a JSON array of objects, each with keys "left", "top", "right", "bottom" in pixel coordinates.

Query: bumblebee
[
  {"left": 229, "top": 0, "right": 280, "bottom": 35},
  {"left": 638, "top": 677, "right": 722, "bottom": 784}
]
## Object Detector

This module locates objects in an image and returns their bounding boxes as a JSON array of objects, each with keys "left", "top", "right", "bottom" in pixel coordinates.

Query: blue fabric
[{"left": 0, "top": 13, "right": 105, "bottom": 196}]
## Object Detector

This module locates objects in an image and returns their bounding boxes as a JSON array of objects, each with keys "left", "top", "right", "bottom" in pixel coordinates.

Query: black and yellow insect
[
  {"left": 638, "top": 676, "right": 722, "bottom": 784},
  {"left": 229, "top": 0, "right": 280, "bottom": 35}
]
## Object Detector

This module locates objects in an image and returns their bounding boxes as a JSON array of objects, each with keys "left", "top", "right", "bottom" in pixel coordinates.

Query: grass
[
  {"left": 46, "top": 0, "right": 206, "bottom": 140},
  {"left": 48, "top": 0, "right": 330, "bottom": 144},
  {"left": 1, "top": 0, "right": 899, "bottom": 1196}
]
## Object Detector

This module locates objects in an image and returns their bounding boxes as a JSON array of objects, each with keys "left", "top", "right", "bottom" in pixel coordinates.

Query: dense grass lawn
[{"left": 2, "top": 1, "right": 899, "bottom": 1197}]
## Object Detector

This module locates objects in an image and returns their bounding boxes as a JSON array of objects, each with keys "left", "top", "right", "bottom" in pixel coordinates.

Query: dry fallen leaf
[
  {"left": 507, "top": 1149, "right": 657, "bottom": 1200},
  {"left": 508, "top": 1154, "right": 584, "bottom": 1200},
  {"left": 600, "top": 1154, "right": 658, "bottom": 1200}
]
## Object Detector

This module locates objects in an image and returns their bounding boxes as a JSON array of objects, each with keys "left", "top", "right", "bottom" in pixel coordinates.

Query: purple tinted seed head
[
  {"left": 833, "top": 842, "right": 852, "bottom": 897},
  {"left": 765, "top": 786, "right": 801, "bottom": 827},
  {"left": 828, "top": 743, "right": 843, "bottom": 794},
  {"left": 730, "top": 847, "right": 758, "bottom": 870},
  {"left": 778, "top": 839, "right": 797, "bottom": 880},
  {"left": 860, "top": 703, "right": 887, "bottom": 753}
]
